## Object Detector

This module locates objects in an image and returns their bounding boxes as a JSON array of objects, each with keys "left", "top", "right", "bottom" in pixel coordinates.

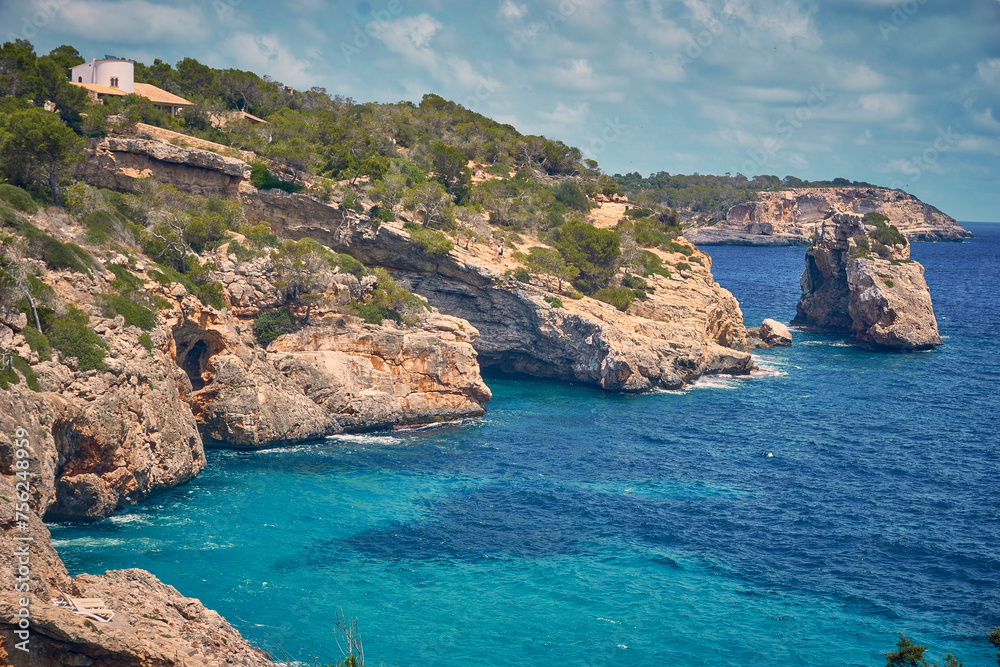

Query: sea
[{"left": 50, "top": 222, "right": 1000, "bottom": 667}]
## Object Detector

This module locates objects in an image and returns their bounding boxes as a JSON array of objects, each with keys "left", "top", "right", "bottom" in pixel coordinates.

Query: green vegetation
[
  {"left": 47, "top": 305, "right": 108, "bottom": 371},
  {"left": 138, "top": 332, "right": 154, "bottom": 351},
  {"left": 593, "top": 286, "right": 635, "bottom": 312},
  {"left": 865, "top": 211, "right": 908, "bottom": 247},
  {"left": 615, "top": 172, "right": 887, "bottom": 224},
  {"left": 512, "top": 267, "right": 530, "bottom": 283},
  {"left": 885, "top": 279, "right": 895, "bottom": 288},
  {"left": 551, "top": 220, "right": 620, "bottom": 294},
  {"left": 349, "top": 268, "right": 429, "bottom": 326},
  {"left": 253, "top": 308, "right": 299, "bottom": 345},
  {"left": 21, "top": 326, "right": 52, "bottom": 361},
  {"left": 0, "top": 184, "right": 37, "bottom": 213},
  {"left": 0, "top": 350, "right": 41, "bottom": 391},
  {"left": 543, "top": 296, "right": 563, "bottom": 308},
  {"left": 676, "top": 262, "right": 692, "bottom": 272},
  {"left": 403, "top": 221, "right": 454, "bottom": 256},
  {"left": 0, "top": 105, "right": 86, "bottom": 205},
  {"left": 98, "top": 293, "right": 157, "bottom": 330}
]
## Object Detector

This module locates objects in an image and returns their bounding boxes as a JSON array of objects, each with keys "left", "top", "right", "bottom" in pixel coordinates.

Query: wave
[{"left": 325, "top": 433, "right": 404, "bottom": 447}]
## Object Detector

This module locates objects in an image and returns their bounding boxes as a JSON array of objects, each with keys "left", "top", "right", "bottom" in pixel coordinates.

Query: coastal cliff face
[
  {"left": 686, "top": 187, "right": 970, "bottom": 245},
  {"left": 793, "top": 213, "right": 942, "bottom": 349},
  {"left": 255, "top": 205, "right": 753, "bottom": 391}
]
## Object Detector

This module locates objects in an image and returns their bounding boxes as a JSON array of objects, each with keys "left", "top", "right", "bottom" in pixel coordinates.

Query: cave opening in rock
[{"left": 182, "top": 339, "right": 208, "bottom": 390}]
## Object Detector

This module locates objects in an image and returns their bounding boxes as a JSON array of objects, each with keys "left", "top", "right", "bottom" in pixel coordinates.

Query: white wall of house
[{"left": 70, "top": 59, "right": 134, "bottom": 93}]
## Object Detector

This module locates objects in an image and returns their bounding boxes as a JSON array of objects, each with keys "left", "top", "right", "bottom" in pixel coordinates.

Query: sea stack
[{"left": 793, "top": 212, "right": 943, "bottom": 350}]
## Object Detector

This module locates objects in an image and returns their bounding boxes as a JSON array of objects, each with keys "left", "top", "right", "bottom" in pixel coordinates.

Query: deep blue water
[{"left": 50, "top": 223, "right": 1000, "bottom": 666}]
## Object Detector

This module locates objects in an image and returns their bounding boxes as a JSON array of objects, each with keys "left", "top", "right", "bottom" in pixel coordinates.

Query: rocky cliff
[
  {"left": 792, "top": 213, "right": 942, "bottom": 349},
  {"left": 255, "top": 201, "right": 753, "bottom": 391},
  {"left": 686, "top": 187, "right": 970, "bottom": 245}
]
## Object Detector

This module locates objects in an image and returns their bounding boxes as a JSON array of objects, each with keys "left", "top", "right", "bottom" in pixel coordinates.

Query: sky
[{"left": 2, "top": 0, "right": 999, "bottom": 221}]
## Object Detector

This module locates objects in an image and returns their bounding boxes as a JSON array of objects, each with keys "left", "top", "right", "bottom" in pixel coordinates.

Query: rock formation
[
  {"left": 254, "top": 204, "right": 753, "bottom": 392},
  {"left": 686, "top": 187, "right": 970, "bottom": 245},
  {"left": 793, "top": 213, "right": 942, "bottom": 349},
  {"left": 747, "top": 318, "right": 793, "bottom": 348}
]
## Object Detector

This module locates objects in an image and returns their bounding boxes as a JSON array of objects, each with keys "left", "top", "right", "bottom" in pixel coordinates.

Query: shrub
[
  {"left": 621, "top": 274, "right": 648, "bottom": 290},
  {"left": 227, "top": 239, "right": 262, "bottom": 262},
  {"left": 553, "top": 181, "right": 590, "bottom": 212},
  {"left": 243, "top": 223, "right": 279, "bottom": 249},
  {"left": 661, "top": 239, "right": 694, "bottom": 256},
  {"left": 332, "top": 252, "right": 366, "bottom": 278},
  {"left": 98, "top": 294, "right": 157, "bottom": 330},
  {"left": 864, "top": 211, "right": 907, "bottom": 247},
  {"left": 138, "top": 332, "right": 154, "bottom": 351},
  {"left": 403, "top": 222, "right": 454, "bottom": 256},
  {"left": 15, "top": 221, "right": 93, "bottom": 274},
  {"left": 0, "top": 185, "right": 38, "bottom": 214},
  {"left": 626, "top": 207, "right": 653, "bottom": 219},
  {"left": 594, "top": 287, "right": 635, "bottom": 312},
  {"left": 369, "top": 205, "right": 394, "bottom": 222},
  {"left": 513, "top": 267, "right": 531, "bottom": 283},
  {"left": 250, "top": 162, "right": 304, "bottom": 193},
  {"left": 107, "top": 263, "right": 144, "bottom": 292},
  {"left": 676, "top": 262, "right": 692, "bottom": 272},
  {"left": 543, "top": 296, "right": 563, "bottom": 308},
  {"left": 21, "top": 326, "right": 52, "bottom": 362},
  {"left": 552, "top": 220, "right": 620, "bottom": 294},
  {"left": 49, "top": 308, "right": 108, "bottom": 371},
  {"left": 853, "top": 234, "right": 870, "bottom": 250},
  {"left": 0, "top": 352, "right": 41, "bottom": 392},
  {"left": 349, "top": 300, "right": 399, "bottom": 326},
  {"left": 884, "top": 279, "right": 895, "bottom": 288},
  {"left": 341, "top": 192, "right": 364, "bottom": 213},
  {"left": 871, "top": 241, "right": 893, "bottom": 259},
  {"left": 253, "top": 308, "right": 299, "bottom": 345},
  {"left": 82, "top": 210, "right": 121, "bottom": 245}
]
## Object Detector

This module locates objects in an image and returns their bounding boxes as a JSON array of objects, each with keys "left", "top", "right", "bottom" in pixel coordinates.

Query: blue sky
[{"left": 4, "top": 0, "right": 999, "bottom": 221}]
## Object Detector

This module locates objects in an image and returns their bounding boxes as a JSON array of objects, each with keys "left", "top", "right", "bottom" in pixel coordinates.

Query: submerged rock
[{"left": 793, "top": 213, "right": 942, "bottom": 350}]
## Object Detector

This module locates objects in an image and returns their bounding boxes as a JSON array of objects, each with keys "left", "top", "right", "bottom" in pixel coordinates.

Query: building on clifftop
[{"left": 69, "top": 57, "right": 193, "bottom": 116}]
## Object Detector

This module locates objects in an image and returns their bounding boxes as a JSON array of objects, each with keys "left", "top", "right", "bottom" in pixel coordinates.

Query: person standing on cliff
[{"left": 498, "top": 236, "right": 505, "bottom": 257}]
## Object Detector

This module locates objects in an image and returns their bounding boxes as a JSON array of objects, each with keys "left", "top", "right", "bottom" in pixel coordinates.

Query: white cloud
[
  {"left": 219, "top": 32, "right": 312, "bottom": 86},
  {"left": 857, "top": 92, "right": 912, "bottom": 120},
  {"left": 539, "top": 101, "right": 590, "bottom": 125},
  {"left": 976, "top": 59, "right": 1000, "bottom": 85},
  {"left": 44, "top": 0, "right": 208, "bottom": 43},
  {"left": 498, "top": 0, "right": 527, "bottom": 20}
]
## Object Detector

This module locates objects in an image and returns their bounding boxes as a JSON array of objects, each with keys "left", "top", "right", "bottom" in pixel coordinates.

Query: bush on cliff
[
  {"left": 98, "top": 293, "right": 157, "bottom": 330},
  {"left": 0, "top": 350, "right": 41, "bottom": 392},
  {"left": 21, "top": 326, "right": 52, "bottom": 361},
  {"left": 551, "top": 220, "right": 620, "bottom": 294},
  {"left": 0, "top": 184, "right": 38, "bottom": 214},
  {"left": 864, "top": 212, "right": 907, "bottom": 247},
  {"left": 594, "top": 286, "right": 635, "bottom": 312},
  {"left": 48, "top": 305, "right": 108, "bottom": 371},
  {"left": 249, "top": 162, "right": 304, "bottom": 194},
  {"left": 253, "top": 308, "right": 300, "bottom": 345},
  {"left": 403, "top": 221, "right": 454, "bottom": 257}
]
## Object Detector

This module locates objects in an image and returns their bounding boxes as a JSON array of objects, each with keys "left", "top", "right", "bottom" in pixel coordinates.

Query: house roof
[
  {"left": 132, "top": 83, "right": 193, "bottom": 107},
  {"left": 69, "top": 81, "right": 193, "bottom": 107}
]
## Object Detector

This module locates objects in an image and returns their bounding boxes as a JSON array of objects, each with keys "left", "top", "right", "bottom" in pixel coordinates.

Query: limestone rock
[
  {"left": 793, "top": 213, "right": 942, "bottom": 349},
  {"left": 271, "top": 313, "right": 492, "bottom": 430},
  {"left": 748, "top": 319, "right": 793, "bottom": 348},
  {"left": 254, "top": 206, "right": 753, "bottom": 391},
  {"left": 687, "top": 187, "right": 970, "bottom": 245}
]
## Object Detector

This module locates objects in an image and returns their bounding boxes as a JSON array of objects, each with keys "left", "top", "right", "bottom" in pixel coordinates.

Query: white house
[
  {"left": 69, "top": 57, "right": 193, "bottom": 116},
  {"left": 70, "top": 57, "right": 135, "bottom": 93}
]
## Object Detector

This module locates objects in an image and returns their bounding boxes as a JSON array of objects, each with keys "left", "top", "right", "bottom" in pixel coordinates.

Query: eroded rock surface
[
  {"left": 793, "top": 213, "right": 942, "bottom": 349},
  {"left": 687, "top": 187, "right": 970, "bottom": 245}
]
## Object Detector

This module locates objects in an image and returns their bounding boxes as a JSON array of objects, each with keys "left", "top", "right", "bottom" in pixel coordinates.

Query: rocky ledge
[
  {"left": 792, "top": 213, "right": 942, "bottom": 349},
  {"left": 686, "top": 187, "right": 970, "bottom": 245}
]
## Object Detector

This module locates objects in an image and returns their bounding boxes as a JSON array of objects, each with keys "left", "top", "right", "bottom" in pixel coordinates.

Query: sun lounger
[{"left": 53, "top": 592, "right": 115, "bottom": 623}]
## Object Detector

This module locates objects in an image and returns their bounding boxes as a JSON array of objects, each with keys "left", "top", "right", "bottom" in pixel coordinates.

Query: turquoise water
[{"left": 51, "top": 223, "right": 1000, "bottom": 666}]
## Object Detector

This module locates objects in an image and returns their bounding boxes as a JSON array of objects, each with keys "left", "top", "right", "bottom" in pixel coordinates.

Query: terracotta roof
[
  {"left": 132, "top": 83, "right": 193, "bottom": 107},
  {"left": 69, "top": 81, "right": 193, "bottom": 107},
  {"left": 71, "top": 82, "right": 127, "bottom": 97}
]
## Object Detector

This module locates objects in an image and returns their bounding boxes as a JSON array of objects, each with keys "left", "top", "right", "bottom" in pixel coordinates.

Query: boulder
[{"left": 760, "top": 319, "right": 793, "bottom": 346}]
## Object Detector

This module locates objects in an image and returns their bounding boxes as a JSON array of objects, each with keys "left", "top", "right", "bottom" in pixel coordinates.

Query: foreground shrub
[
  {"left": 403, "top": 221, "right": 454, "bottom": 256},
  {"left": 0, "top": 185, "right": 38, "bottom": 214}
]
